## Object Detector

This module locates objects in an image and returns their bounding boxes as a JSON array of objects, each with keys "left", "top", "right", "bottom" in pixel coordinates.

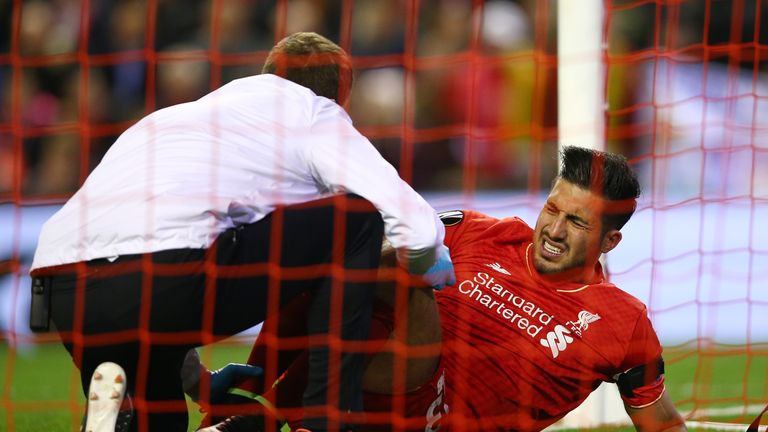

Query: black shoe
[{"left": 114, "top": 393, "right": 134, "bottom": 432}]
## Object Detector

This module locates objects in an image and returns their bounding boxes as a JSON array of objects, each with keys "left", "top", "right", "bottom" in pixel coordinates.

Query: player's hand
[
  {"left": 420, "top": 245, "right": 456, "bottom": 290},
  {"left": 207, "top": 363, "right": 263, "bottom": 403}
]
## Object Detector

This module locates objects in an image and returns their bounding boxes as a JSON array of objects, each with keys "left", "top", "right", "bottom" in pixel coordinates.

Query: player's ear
[{"left": 600, "top": 229, "right": 622, "bottom": 254}]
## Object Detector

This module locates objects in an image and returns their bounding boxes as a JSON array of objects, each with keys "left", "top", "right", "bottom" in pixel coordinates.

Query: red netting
[
  {"left": 604, "top": 0, "right": 768, "bottom": 426},
  {"left": 1, "top": 0, "right": 767, "bottom": 430}
]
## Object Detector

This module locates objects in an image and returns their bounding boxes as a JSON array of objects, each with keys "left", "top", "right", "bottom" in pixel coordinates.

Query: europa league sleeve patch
[{"left": 438, "top": 210, "right": 464, "bottom": 227}]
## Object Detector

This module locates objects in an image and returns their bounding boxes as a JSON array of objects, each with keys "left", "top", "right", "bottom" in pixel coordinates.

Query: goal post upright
[
  {"left": 551, "top": 0, "right": 630, "bottom": 428},
  {"left": 557, "top": 0, "right": 605, "bottom": 154}
]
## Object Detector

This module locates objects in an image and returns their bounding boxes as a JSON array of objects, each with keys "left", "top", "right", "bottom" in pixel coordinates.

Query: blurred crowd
[
  {"left": 0, "top": 0, "right": 551, "bottom": 198},
  {"left": 0, "top": 0, "right": 766, "bottom": 199}
]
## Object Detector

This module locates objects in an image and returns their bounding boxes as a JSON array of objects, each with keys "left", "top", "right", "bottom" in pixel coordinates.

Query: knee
[
  {"left": 357, "top": 210, "right": 384, "bottom": 249},
  {"left": 360, "top": 209, "right": 384, "bottom": 239},
  {"left": 341, "top": 200, "right": 384, "bottom": 263},
  {"left": 345, "top": 195, "right": 384, "bottom": 239}
]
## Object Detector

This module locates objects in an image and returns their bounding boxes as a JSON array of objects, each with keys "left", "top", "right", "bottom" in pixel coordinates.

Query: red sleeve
[
  {"left": 616, "top": 309, "right": 666, "bottom": 408},
  {"left": 440, "top": 210, "right": 499, "bottom": 250}
]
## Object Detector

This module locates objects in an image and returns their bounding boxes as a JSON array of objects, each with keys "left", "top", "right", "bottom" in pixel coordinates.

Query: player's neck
[{"left": 539, "top": 262, "right": 603, "bottom": 286}]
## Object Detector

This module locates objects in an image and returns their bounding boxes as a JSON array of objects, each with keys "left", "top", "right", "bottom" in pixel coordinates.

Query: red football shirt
[{"left": 435, "top": 211, "right": 664, "bottom": 431}]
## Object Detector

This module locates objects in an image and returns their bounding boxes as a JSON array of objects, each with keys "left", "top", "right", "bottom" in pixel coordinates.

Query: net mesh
[
  {"left": 603, "top": 0, "right": 768, "bottom": 426},
  {"left": 1, "top": 0, "right": 766, "bottom": 430}
]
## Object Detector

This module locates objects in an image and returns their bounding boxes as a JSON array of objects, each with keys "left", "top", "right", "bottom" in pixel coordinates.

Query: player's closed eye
[{"left": 567, "top": 216, "right": 590, "bottom": 230}]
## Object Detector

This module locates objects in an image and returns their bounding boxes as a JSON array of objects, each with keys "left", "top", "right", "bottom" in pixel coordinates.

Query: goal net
[{"left": 0, "top": 0, "right": 766, "bottom": 430}]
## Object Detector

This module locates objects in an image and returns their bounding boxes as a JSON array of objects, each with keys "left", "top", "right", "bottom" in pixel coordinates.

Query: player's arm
[
  {"left": 363, "top": 238, "right": 442, "bottom": 394},
  {"left": 615, "top": 306, "right": 687, "bottom": 431},
  {"left": 625, "top": 391, "right": 687, "bottom": 432},
  {"left": 362, "top": 206, "right": 471, "bottom": 393},
  {"left": 616, "top": 359, "right": 687, "bottom": 432}
]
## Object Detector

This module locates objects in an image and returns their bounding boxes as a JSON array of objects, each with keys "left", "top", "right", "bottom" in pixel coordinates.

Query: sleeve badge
[{"left": 438, "top": 210, "right": 464, "bottom": 227}]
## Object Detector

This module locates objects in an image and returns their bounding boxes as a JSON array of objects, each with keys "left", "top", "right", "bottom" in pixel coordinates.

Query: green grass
[
  {"left": 0, "top": 339, "right": 251, "bottom": 432},
  {"left": 0, "top": 340, "right": 766, "bottom": 431}
]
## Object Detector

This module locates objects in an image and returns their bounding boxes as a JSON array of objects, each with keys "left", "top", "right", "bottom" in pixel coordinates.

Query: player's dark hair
[
  {"left": 557, "top": 146, "right": 641, "bottom": 231},
  {"left": 262, "top": 32, "right": 353, "bottom": 105}
]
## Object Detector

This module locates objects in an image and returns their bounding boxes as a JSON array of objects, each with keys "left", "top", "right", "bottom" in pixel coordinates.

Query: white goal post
[{"left": 550, "top": 0, "right": 631, "bottom": 428}]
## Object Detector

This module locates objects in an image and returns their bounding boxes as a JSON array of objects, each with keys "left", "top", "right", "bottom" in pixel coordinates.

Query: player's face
[{"left": 532, "top": 179, "right": 606, "bottom": 281}]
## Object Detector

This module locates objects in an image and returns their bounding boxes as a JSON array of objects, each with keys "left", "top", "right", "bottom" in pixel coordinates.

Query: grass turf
[{"left": 0, "top": 340, "right": 765, "bottom": 431}]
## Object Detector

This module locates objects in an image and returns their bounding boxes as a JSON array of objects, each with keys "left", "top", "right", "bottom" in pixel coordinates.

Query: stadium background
[{"left": 1, "top": 0, "right": 767, "bottom": 430}]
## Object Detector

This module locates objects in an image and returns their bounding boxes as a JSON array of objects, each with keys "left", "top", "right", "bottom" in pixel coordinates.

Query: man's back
[{"left": 32, "top": 74, "right": 355, "bottom": 269}]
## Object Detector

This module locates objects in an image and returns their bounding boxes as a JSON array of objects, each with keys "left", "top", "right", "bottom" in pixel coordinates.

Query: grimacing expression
[{"left": 532, "top": 179, "right": 617, "bottom": 282}]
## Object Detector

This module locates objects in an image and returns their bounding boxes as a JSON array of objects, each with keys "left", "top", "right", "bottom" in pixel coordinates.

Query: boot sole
[{"left": 83, "top": 362, "right": 127, "bottom": 432}]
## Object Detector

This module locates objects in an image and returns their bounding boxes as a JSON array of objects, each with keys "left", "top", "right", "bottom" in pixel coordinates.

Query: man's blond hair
[{"left": 262, "top": 32, "right": 353, "bottom": 105}]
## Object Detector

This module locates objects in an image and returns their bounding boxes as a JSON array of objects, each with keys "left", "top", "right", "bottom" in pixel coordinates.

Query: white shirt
[{"left": 31, "top": 74, "right": 444, "bottom": 270}]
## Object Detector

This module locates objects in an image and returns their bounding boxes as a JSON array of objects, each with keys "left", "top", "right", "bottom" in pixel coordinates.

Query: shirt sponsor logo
[
  {"left": 485, "top": 262, "right": 511, "bottom": 275},
  {"left": 457, "top": 272, "right": 553, "bottom": 338},
  {"left": 539, "top": 310, "right": 600, "bottom": 358}
]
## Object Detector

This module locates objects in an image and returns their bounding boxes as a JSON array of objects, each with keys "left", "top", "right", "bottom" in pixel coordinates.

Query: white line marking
[
  {"left": 685, "top": 403, "right": 766, "bottom": 418},
  {"left": 685, "top": 420, "right": 766, "bottom": 431}
]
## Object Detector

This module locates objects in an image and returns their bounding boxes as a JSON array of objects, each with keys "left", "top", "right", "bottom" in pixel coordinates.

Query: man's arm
[
  {"left": 303, "top": 112, "right": 455, "bottom": 289},
  {"left": 625, "top": 390, "right": 687, "bottom": 432}
]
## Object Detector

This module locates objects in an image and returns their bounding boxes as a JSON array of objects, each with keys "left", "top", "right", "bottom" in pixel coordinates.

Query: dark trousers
[{"left": 40, "top": 195, "right": 384, "bottom": 431}]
